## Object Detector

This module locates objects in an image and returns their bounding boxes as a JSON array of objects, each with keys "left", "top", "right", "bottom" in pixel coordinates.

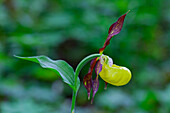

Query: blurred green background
[{"left": 0, "top": 0, "right": 170, "bottom": 113}]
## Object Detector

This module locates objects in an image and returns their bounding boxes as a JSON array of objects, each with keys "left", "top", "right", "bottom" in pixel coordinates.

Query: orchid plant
[{"left": 14, "top": 11, "right": 131, "bottom": 113}]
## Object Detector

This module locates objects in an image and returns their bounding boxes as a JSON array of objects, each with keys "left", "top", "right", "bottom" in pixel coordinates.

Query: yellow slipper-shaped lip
[{"left": 99, "top": 63, "right": 132, "bottom": 86}]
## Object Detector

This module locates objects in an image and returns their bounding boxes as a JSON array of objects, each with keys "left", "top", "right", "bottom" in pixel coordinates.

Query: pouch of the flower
[{"left": 99, "top": 63, "right": 131, "bottom": 86}]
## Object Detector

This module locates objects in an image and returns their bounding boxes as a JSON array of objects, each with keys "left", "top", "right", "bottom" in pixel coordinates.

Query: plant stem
[
  {"left": 71, "top": 90, "right": 77, "bottom": 113},
  {"left": 75, "top": 54, "right": 101, "bottom": 86},
  {"left": 71, "top": 53, "right": 101, "bottom": 113}
]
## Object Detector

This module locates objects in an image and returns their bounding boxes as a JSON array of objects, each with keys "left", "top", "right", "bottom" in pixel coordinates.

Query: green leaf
[{"left": 14, "top": 55, "right": 80, "bottom": 91}]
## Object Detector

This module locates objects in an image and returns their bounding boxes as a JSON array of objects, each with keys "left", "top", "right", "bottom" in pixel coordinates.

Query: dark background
[{"left": 0, "top": 0, "right": 170, "bottom": 113}]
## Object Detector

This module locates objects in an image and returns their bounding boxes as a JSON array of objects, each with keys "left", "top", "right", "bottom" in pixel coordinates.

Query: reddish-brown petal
[
  {"left": 91, "top": 77, "right": 99, "bottom": 104},
  {"left": 108, "top": 11, "right": 128, "bottom": 36},
  {"left": 83, "top": 73, "right": 92, "bottom": 99},
  {"left": 83, "top": 58, "right": 98, "bottom": 100},
  {"left": 99, "top": 11, "right": 129, "bottom": 54},
  {"left": 95, "top": 60, "right": 102, "bottom": 75},
  {"left": 90, "top": 60, "right": 102, "bottom": 103},
  {"left": 99, "top": 35, "right": 112, "bottom": 54}
]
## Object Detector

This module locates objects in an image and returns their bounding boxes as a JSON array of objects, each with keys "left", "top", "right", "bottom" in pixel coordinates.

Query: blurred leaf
[
  {"left": 140, "top": 91, "right": 159, "bottom": 111},
  {"left": 157, "top": 84, "right": 170, "bottom": 104},
  {"left": 1, "top": 99, "right": 51, "bottom": 113},
  {"left": 96, "top": 89, "right": 134, "bottom": 110},
  {"left": 14, "top": 55, "right": 80, "bottom": 91}
]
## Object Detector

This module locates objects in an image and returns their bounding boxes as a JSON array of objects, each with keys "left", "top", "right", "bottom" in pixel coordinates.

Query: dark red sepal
[
  {"left": 83, "top": 58, "right": 98, "bottom": 100},
  {"left": 91, "top": 77, "right": 99, "bottom": 104},
  {"left": 95, "top": 60, "right": 102, "bottom": 75},
  {"left": 83, "top": 73, "right": 92, "bottom": 100},
  {"left": 108, "top": 11, "right": 128, "bottom": 36},
  {"left": 99, "top": 11, "right": 129, "bottom": 54},
  {"left": 91, "top": 60, "right": 103, "bottom": 103}
]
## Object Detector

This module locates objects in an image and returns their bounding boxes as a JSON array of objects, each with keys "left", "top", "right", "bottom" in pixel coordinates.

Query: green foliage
[{"left": 14, "top": 55, "right": 80, "bottom": 91}]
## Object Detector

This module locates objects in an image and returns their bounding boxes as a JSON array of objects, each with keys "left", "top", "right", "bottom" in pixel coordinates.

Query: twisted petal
[
  {"left": 90, "top": 61, "right": 102, "bottom": 103},
  {"left": 83, "top": 58, "right": 98, "bottom": 99},
  {"left": 91, "top": 77, "right": 99, "bottom": 103},
  {"left": 99, "top": 63, "right": 131, "bottom": 86},
  {"left": 108, "top": 10, "right": 129, "bottom": 37},
  {"left": 83, "top": 73, "right": 92, "bottom": 99},
  {"left": 99, "top": 11, "right": 129, "bottom": 54},
  {"left": 95, "top": 60, "right": 102, "bottom": 75}
]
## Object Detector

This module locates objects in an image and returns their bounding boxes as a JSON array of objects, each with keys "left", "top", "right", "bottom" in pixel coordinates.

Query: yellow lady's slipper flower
[
  {"left": 99, "top": 58, "right": 131, "bottom": 86},
  {"left": 83, "top": 11, "right": 131, "bottom": 103}
]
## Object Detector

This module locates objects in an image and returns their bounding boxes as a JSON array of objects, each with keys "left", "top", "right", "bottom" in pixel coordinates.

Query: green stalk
[
  {"left": 71, "top": 53, "right": 101, "bottom": 113},
  {"left": 71, "top": 91, "right": 76, "bottom": 113}
]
